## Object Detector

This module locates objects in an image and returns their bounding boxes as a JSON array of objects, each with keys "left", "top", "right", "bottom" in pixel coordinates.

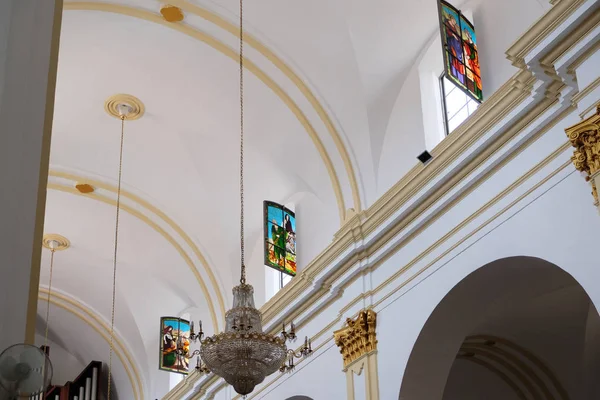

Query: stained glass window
[
  {"left": 264, "top": 201, "right": 296, "bottom": 277},
  {"left": 439, "top": 0, "right": 482, "bottom": 102},
  {"left": 159, "top": 317, "right": 190, "bottom": 374}
]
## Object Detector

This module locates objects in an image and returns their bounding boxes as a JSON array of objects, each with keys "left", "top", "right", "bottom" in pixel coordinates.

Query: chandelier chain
[
  {"left": 43, "top": 248, "right": 55, "bottom": 351},
  {"left": 107, "top": 115, "right": 125, "bottom": 400},
  {"left": 239, "top": 0, "right": 245, "bottom": 284}
]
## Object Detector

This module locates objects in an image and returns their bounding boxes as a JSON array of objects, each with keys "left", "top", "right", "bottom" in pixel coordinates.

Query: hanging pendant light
[
  {"left": 185, "top": 0, "right": 312, "bottom": 395},
  {"left": 103, "top": 95, "right": 144, "bottom": 400},
  {"left": 40, "top": 234, "right": 69, "bottom": 388}
]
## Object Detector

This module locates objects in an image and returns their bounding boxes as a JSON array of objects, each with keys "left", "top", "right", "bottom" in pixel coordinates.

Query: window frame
[{"left": 440, "top": 74, "right": 479, "bottom": 135}]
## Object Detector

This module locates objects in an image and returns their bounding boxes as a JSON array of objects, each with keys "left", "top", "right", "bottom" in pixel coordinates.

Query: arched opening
[
  {"left": 285, "top": 397, "right": 313, "bottom": 400},
  {"left": 399, "top": 256, "right": 600, "bottom": 400}
]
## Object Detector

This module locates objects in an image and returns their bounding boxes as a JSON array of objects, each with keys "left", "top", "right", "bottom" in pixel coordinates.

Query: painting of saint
[
  {"left": 440, "top": 1, "right": 483, "bottom": 102},
  {"left": 264, "top": 201, "right": 297, "bottom": 276},
  {"left": 441, "top": 3, "right": 465, "bottom": 86},
  {"left": 460, "top": 16, "right": 482, "bottom": 100},
  {"left": 159, "top": 317, "right": 190, "bottom": 374}
]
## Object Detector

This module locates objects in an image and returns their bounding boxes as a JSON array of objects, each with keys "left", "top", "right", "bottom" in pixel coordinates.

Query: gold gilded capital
[
  {"left": 565, "top": 105, "right": 600, "bottom": 204},
  {"left": 333, "top": 310, "right": 377, "bottom": 369}
]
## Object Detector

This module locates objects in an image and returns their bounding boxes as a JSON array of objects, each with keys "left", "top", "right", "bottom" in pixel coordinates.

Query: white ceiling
[{"left": 39, "top": 0, "right": 464, "bottom": 397}]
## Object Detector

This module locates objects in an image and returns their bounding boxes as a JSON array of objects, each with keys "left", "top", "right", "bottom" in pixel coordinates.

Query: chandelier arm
[{"left": 239, "top": 0, "right": 246, "bottom": 285}]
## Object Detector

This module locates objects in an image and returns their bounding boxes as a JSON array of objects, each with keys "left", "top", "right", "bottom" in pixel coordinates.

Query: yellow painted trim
[
  {"left": 38, "top": 289, "right": 143, "bottom": 400},
  {"left": 46, "top": 181, "right": 222, "bottom": 331},
  {"left": 62, "top": 1, "right": 349, "bottom": 223},
  {"left": 49, "top": 170, "right": 226, "bottom": 326},
  {"left": 26, "top": 0, "right": 64, "bottom": 345},
  {"left": 166, "top": 0, "right": 363, "bottom": 214}
]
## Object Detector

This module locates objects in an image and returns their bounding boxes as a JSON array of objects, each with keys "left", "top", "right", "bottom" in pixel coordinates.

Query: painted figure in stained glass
[
  {"left": 442, "top": 4, "right": 465, "bottom": 86},
  {"left": 264, "top": 201, "right": 297, "bottom": 276},
  {"left": 440, "top": 0, "right": 483, "bottom": 102},
  {"left": 461, "top": 19, "right": 482, "bottom": 99},
  {"left": 159, "top": 317, "right": 190, "bottom": 374}
]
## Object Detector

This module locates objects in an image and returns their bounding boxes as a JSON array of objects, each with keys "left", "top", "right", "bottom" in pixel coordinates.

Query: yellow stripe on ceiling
[
  {"left": 63, "top": 1, "right": 355, "bottom": 223},
  {"left": 47, "top": 180, "right": 222, "bottom": 332},
  {"left": 168, "top": 0, "right": 364, "bottom": 214}
]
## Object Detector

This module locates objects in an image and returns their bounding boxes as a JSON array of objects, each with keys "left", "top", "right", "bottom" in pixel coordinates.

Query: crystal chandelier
[{"left": 181, "top": 0, "right": 312, "bottom": 395}]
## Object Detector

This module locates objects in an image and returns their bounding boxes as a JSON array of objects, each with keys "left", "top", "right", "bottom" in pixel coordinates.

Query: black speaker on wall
[{"left": 417, "top": 150, "right": 433, "bottom": 164}]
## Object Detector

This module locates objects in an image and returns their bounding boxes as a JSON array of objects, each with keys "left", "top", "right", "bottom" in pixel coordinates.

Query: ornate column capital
[
  {"left": 565, "top": 105, "right": 600, "bottom": 205},
  {"left": 333, "top": 309, "right": 377, "bottom": 369}
]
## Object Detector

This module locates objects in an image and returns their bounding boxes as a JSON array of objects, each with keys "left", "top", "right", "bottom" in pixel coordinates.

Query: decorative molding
[
  {"left": 506, "top": 0, "right": 586, "bottom": 67},
  {"left": 42, "top": 233, "right": 71, "bottom": 251},
  {"left": 104, "top": 93, "right": 145, "bottom": 120},
  {"left": 565, "top": 105, "right": 600, "bottom": 205},
  {"left": 333, "top": 310, "right": 377, "bottom": 369}
]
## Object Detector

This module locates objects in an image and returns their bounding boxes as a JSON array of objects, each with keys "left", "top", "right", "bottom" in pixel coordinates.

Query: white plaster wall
[
  {"left": 377, "top": 63, "right": 426, "bottom": 197},
  {"left": 377, "top": 0, "right": 549, "bottom": 197},
  {"left": 418, "top": 35, "right": 446, "bottom": 152},
  {"left": 256, "top": 344, "right": 345, "bottom": 400},
  {"left": 377, "top": 169, "right": 600, "bottom": 399},
  {"left": 473, "top": 0, "right": 548, "bottom": 95}
]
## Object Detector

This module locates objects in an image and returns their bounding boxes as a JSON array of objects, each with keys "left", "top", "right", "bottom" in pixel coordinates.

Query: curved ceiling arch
[
  {"left": 47, "top": 170, "right": 224, "bottom": 331},
  {"left": 38, "top": 288, "right": 144, "bottom": 400},
  {"left": 63, "top": 1, "right": 361, "bottom": 223},
  {"left": 164, "top": 0, "right": 364, "bottom": 214}
]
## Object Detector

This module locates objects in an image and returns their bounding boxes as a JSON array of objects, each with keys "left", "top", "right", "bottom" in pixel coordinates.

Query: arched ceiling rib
[
  {"left": 38, "top": 289, "right": 143, "bottom": 400},
  {"left": 48, "top": 170, "right": 225, "bottom": 330},
  {"left": 64, "top": 1, "right": 364, "bottom": 221}
]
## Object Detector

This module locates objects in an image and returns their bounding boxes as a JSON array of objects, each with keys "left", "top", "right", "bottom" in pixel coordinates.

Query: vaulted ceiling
[{"left": 38, "top": 0, "right": 475, "bottom": 398}]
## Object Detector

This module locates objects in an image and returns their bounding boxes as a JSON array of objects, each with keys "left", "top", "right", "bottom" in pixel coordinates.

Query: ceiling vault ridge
[
  {"left": 47, "top": 168, "right": 226, "bottom": 331},
  {"left": 38, "top": 287, "right": 146, "bottom": 400},
  {"left": 62, "top": 0, "right": 365, "bottom": 223}
]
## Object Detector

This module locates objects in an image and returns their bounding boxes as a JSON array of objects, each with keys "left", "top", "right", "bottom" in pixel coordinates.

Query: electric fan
[{"left": 0, "top": 344, "right": 52, "bottom": 399}]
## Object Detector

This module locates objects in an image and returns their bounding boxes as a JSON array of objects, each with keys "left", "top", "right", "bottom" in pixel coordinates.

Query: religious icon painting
[
  {"left": 439, "top": 0, "right": 483, "bottom": 102},
  {"left": 264, "top": 201, "right": 297, "bottom": 277},
  {"left": 159, "top": 317, "right": 191, "bottom": 374}
]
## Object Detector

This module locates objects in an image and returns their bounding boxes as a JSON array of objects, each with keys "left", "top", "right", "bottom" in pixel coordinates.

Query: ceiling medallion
[
  {"left": 42, "top": 234, "right": 70, "bottom": 251},
  {"left": 160, "top": 5, "right": 184, "bottom": 22},
  {"left": 178, "top": 0, "right": 312, "bottom": 395},
  {"left": 104, "top": 94, "right": 145, "bottom": 120}
]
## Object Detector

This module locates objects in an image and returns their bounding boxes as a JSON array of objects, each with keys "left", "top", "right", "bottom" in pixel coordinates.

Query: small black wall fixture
[{"left": 417, "top": 150, "right": 433, "bottom": 164}]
